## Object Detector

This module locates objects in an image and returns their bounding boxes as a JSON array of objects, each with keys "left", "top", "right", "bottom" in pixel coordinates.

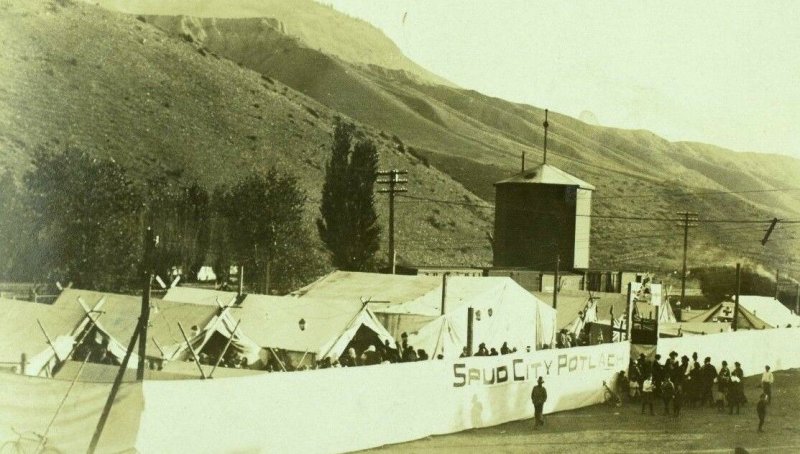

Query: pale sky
[{"left": 325, "top": 0, "right": 800, "bottom": 158}]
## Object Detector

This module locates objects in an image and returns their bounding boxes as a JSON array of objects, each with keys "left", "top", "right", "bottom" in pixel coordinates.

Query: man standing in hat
[{"left": 531, "top": 376, "right": 548, "bottom": 429}]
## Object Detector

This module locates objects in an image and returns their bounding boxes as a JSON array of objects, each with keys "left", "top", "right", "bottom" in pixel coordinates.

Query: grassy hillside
[
  {"left": 4, "top": 0, "right": 799, "bottom": 278},
  {"left": 113, "top": 8, "right": 800, "bottom": 276},
  {"left": 0, "top": 0, "right": 492, "bottom": 272}
]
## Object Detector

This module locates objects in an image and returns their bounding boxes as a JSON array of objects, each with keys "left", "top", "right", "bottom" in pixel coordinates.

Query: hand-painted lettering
[
  {"left": 453, "top": 363, "right": 466, "bottom": 387},
  {"left": 468, "top": 368, "right": 481, "bottom": 385},
  {"left": 557, "top": 355, "right": 568, "bottom": 374},
  {"left": 483, "top": 367, "right": 496, "bottom": 385},
  {"left": 497, "top": 365, "right": 508, "bottom": 383},
  {"left": 568, "top": 355, "right": 578, "bottom": 372},
  {"left": 512, "top": 359, "right": 526, "bottom": 381}
]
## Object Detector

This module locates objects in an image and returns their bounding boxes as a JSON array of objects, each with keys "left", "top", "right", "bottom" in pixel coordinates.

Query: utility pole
[
  {"left": 377, "top": 169, "right": 408, "bottom": 274},
  {"left": 466, "top": 307, "right": 474, "bottom": 356},
  {"left": 732, "top": 263, "right": 741, "bottom": 331},
  {"left": 542, "top": 109, "right": 549, "bottom": 165},
  {"left": 237, "top": 265, "right": 244, "bottom": 296},
  {"left": 89, "top": 227, "right": 156, "bottom": 453},
  {"left": 675, "top": 212, "right": 698, "bottom": 322},
  {"left": 553, "top": 253, "right": 560, "bottom": 310},
  {"left": 137, "top": 227, "right": 157, "bottom": 380},
  {"left": 440, "top": 272, "right": 449, "bottom": 316},
  {"left": 796, "top": 283, "right": 799, "bottom": 315}
]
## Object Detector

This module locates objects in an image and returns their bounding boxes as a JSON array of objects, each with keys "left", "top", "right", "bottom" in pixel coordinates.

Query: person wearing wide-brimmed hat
[{"left": 531, "top": 376, "right": 548, "bottom": 429}]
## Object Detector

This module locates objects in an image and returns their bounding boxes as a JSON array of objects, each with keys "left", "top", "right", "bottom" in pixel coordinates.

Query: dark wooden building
[{"left": 493, "top": 163, "right": 594, "bottom": 271}]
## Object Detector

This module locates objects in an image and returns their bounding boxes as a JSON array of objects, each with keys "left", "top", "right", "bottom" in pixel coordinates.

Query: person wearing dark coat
[
  {"left": 530, "top": 376, "right": 548, "bottom": 429},
  {"left": 728, "top": 376, "right": 745, "bottom": 415},
  {"left": 688, "top": 362, "right": 702, "bottom": 407},
  {"left": 500, "top": 342, "right": 511, "bottom": 355},
  {"left": 361, "top": 345, "right": 381, "bottom": 365},
  {"left": 756, "top": 393, "right": 768, "bottom": 432},
  {"left": 701, "top": 357, "right": 718, "bottom": 406},
  {"left": 673, "top": 384, "right": 684, "bottom": 417},
  {"left": 661, "top": 376, "right": 676, "bottom": 415},
  {"left": 651, "top": 354, "right": 664, "bottom": 397},
  {"left": 732, "top": 362, "right": 746, "bottom": 404}
]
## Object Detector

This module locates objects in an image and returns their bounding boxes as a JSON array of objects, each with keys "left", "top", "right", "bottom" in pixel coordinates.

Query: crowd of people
[{"left": 617, "top": 351, "right": 774, "bottom": 422}]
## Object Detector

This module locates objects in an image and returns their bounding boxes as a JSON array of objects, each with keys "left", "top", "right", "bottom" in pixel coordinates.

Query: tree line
[{"left": 0, "top": 121, "right": 383, "bottom": 294}]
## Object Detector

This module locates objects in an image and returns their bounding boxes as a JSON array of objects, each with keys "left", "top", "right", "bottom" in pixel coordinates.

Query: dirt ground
[{"left": 364, "top": 369, "right": 800, "bottom": 453}]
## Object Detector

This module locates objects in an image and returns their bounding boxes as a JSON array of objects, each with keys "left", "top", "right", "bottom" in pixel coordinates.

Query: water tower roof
[{"left": 494, "top": 164, "right": 595, "bottom": 190}]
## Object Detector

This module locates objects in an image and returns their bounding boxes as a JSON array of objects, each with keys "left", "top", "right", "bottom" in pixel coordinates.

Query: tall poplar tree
[{"left": 317, "top": 122, "right": 381, "bottom": 271}]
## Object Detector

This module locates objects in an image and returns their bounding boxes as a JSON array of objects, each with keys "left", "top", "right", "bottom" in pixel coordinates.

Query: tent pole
[
  {"left": 296, "top": 349, "right": 311, "bottom": 369},
  {"left": 36, "top": 319, "right": 62, "bottom": 363},
  {"left": 178, "top": 322, "right": 207, "bottom": 379},
  {"left": 268, "top": 347, "right": 287, "bottom": 372},
  {"left": 209, "top": 319, "right": 241, "bottom": 378},
  {"left": 152, "top": 337, "right": 166, "bottom": 359}
]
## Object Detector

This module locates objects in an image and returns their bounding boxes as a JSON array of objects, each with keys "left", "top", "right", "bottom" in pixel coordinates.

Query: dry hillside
[
  {"left": 0, "top": 0, "right": 492, "bottom": 269},
  {"left": 3, "top": 0, "right": 799, "bottom": 277}
]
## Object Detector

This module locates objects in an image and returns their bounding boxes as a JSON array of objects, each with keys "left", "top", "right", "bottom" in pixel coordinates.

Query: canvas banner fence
[
  {"left": 136, "top": 341, "right": 629, "bottom": 453},
  {"left": 0, "top": 342, "right": 628, "bottom": 453},
  {"left": 657, "top": 327, "right": 800, "bottom": 374},
  {"left": 4, "top": 328, "right": 800, "bottom": 453}
]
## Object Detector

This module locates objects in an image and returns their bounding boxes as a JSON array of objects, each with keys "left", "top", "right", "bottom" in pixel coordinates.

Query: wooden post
[
  {"left": 88, "top": 321, "right": 141, "bottom": 453},
  {"left": 553, "top": 254, "right": 560, "bottom": 310},
  {"left": 137, "top": 227, "right": 156, "bottom": 381},
  {"left": 796, "top": 283, "right": 800, "bottom": 316},
  {"left": 654, "top": 305, "right": 660, "bottom": 340},
  {"left": 732, "top": 263, "right": 741, "bottom": 331},
  {"left": 625, "top": 282, "right": 633, "bottom": 341},
  {"left": 440, "top": 273, "right": 449, "bottom": 316},
  {"left": 377, "top": 170, "right": 408, "bottom": 275},
  {"left": 264, "top": 252, "right": 272, "bottom": 295},
  {"left": 20, "top": 353, "right": 26, "bottom": 375},
  {"left": 466, "top": 307, "right": 474, "bottom": 356},
  {"left": 237, "top": 265, "right": 244, "bottom": 296}
]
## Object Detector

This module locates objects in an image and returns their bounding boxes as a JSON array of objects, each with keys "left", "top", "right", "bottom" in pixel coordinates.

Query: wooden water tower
[{"left": 492, "top": 110, "right": 594, "bottom": 271}]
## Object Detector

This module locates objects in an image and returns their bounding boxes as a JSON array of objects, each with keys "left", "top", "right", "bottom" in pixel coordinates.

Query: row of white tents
[
  {"left": 5, "top": 270, "right": 793, "bottom": 379},
  {"left": 1, "top": 272, "right": 558, "bottom": 378}
]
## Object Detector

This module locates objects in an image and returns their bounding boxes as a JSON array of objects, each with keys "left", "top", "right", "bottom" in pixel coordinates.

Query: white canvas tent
[
  {"left": 0, "top": 297, "right": 86, "bottom": 376},
  {"left": 52, "top": 289, "right": 262, "bottom": 365},
  {"left": 381, "top": 277, "right": 557, "bottom": 358},
  {"left": 735, "top": 295, "right": 800, "bottom": 328},
  {"left": 231, "top": 294, "right": 395, "bottom": 365},
  {"left": 163, "top": 286, "right": 239, "bottom": 307}
]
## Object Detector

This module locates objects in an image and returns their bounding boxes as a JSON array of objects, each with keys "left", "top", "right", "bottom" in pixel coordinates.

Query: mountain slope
[
  {"left": 116, "top": 9, "right": 800, "bottom": 274},
  {"left": 5, "top": 0, "right": 799, "bottom": 277},
  {"left": 89, "top": 0, "right": 452, "bottom": 86},
  {"left": 0, "top": 0, "right": 492, "bottom": 270}
]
